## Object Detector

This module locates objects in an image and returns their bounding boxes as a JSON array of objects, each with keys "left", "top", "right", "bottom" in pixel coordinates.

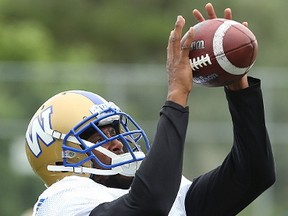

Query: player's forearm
[
  {"left": 91, "top": 101, "right": 189, "bottom": 216},
  {"left": 184, "top": 77, "right": 275, "bottom": 216},
  {"left": 226, "top": 77, "right": 275, "bottom": 189},
  {"left": 130, "top": 101, "right": 189, "bottom": 214}
]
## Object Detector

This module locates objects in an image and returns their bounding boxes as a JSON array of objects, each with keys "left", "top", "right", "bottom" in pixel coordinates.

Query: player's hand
[
  {"left": 166, "top": 16, "right": 194, "bottom": 107},
  {"left": 193, "top": 3, "right": 249, "bottom": 90},
  {"left": 192, "top": 3, "right": 232, "bottom": 22}
]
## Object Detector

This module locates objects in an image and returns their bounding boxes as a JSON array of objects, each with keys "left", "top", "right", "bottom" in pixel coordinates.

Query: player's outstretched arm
[
  {"left": 90, "top": 16, "right": 193, "bottom": 216},
  {"left": 185, "top": 78, "right": 275, "bottom": 216},
  {"left": 183, "top": 4, "right": 275, "bottom": 216}
]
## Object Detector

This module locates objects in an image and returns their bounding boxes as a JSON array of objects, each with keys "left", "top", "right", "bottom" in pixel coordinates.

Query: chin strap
[{"left": 111, "top": 151, "right": 145, "bottom": 176}]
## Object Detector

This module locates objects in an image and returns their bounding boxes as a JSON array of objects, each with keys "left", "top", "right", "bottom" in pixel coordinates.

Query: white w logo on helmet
[{"left": 25, "top": 106, "right": 54, "bottom": 157}]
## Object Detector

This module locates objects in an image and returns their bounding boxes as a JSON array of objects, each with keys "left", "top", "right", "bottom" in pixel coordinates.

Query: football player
[{"left": 25, "top": 3, "right": 275, "bottom": 216}]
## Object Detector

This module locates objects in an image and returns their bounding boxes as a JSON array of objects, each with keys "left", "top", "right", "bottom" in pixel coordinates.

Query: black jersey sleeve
[
  {"left": 90, "top": 101, "right": 189, "bottom": 216},
  {"left": 184, "top": 77, "right": 276, "bottom": 216}
]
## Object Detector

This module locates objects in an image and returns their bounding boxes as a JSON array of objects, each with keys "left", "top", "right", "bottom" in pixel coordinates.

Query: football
[{"left": 189, "top": 18, "right": 258, "bottom": 87}]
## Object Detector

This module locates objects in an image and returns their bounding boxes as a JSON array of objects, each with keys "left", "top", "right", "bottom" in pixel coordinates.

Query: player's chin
[{"left": 91, "top": 174, "right": 134, "bottom": 189}]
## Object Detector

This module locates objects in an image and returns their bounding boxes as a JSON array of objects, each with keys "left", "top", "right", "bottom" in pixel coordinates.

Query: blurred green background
[{"left": 0, "top": 0, "right": 287, "bottom": 215}]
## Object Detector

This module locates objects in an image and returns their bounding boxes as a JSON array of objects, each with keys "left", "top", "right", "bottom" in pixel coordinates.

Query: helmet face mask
[
  {"left": 60, "top": 102, "right": 150, "bottom": 173},
  {"left": 25, "top": 90, "right": 150, "bottom": 187}
]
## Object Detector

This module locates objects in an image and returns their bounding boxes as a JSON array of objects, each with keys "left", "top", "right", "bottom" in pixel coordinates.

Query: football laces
[{"left": 190, "top": 54, "right": 212, "bottom": 71}]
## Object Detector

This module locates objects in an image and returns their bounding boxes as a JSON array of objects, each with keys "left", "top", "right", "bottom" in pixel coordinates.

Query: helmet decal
[{"left": 25, "top": 106, "right": 54, "bottom": 158}]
